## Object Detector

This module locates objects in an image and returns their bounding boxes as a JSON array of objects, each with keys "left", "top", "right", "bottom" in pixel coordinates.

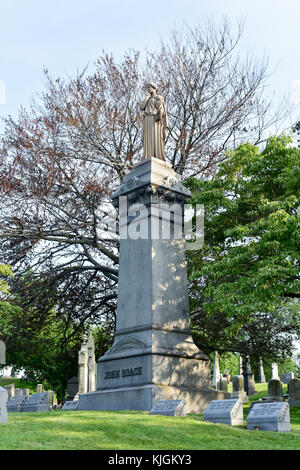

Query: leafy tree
[
  {"left": 0, "top": 20, "right": 289, "bottom": 336},
  {"left": 187, "top": 135, "right": 300, "bottom": 360}
]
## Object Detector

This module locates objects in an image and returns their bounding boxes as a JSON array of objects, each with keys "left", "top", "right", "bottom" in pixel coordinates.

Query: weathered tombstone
[
  {"left": 271, "top": 363, "right": 279, "bottom": 380},
  {"left": 247, "top": 402, "right": 290, "bottom": 432},
  {"left": 66, "top": 376, "right": 79, "bottom": 401},
  {"left": 14, "top": 388, "right": 22, "bottom": 397},
  {"left": 266, "top": 379, "right": 283, "bottom": 402},
  {"left": 0, "top": 341, "right": 5, "bottom": 365},
  {"left": 4, "top": 384, "right": 14, "bottom": 400},
  {"left": 0, "top": 387, "right": 8, "bottom": 422},
  {"left": 7, "top": 395, "right": 29, "bottom": 412},
  {"left": 87, "top": 330, "right": 96, "bottom": 392},
  {"left": 280, "top": 372, "right": 294, "bottom": 385},
  {"left": 48, "top": 391, "right": 54, "bottom": 410},
  {"left": 203, "top": 399, "right": 243, "bottom": 426},
  {"left": 242, "top": 355, "right": 256, "bottom": 395},
  {"left": 288, "top": 378, "right": 300, "bottom": 407},
  {"left": 149, "top": 400, "right": 187, "bottom": 417},
  {"left": 22, "top": 392, "right": 50, "bottom": 412},
  {"left": 22, "top": 388, "right": 30, "bottom": 397},
  {"left": 220, "top": 378, "right": 228, "bottom": 392},
  {"left": 212, "top": 351, "right": 221, "bottom": 390},
  {"left": 231, "top": 375, "right": 248, "bottom": 403},
  {"left": 258, "top": 357, "right": 266, "bottom": 383},
  {"left": 61, "top": 400, "right": 79, "bottom": 410},
  {"left": 36, "top": 384, "right": 44, "bottom": 393}
]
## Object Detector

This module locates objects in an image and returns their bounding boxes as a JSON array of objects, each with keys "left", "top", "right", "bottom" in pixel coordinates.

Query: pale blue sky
[{"left": 0, "top": 0, "right": 300, "bottom": 124}]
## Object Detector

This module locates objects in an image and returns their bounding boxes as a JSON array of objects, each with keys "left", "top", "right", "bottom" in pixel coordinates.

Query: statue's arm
[{"left": 140, "top": 95, "right": 150, "bottom": 111}]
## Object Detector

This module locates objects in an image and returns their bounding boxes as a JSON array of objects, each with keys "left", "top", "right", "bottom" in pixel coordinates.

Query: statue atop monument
[{"left": 140, "top": 82, "right": 168, "bottom": 160}]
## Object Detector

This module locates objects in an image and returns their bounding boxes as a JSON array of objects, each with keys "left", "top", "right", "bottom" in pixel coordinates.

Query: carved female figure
[{"left": 140, "top": 82, "right": 168, "bottom": 160}]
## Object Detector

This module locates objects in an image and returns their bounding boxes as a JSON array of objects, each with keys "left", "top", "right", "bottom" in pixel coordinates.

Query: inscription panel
[
  {"left": 247, "top": 402, "right": 290, "bottom": 432},
  {"left": 98, "top": 355, "right": 151, "bottom": 390}
]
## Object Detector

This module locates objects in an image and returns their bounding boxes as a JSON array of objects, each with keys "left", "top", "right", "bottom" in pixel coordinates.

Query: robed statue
[{"left": 140, "top": 82, "right": 168, "bottom": 160}]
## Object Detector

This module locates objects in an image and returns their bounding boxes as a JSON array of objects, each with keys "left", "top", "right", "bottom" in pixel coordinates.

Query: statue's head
[{"left": 146, "top": 81, "right": 158, "bottom": 93}]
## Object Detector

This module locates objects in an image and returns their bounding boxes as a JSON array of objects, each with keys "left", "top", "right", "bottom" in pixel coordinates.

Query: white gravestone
[
  {"left": 271, "top": 363, "right": 279, "bottom": 380},
  {"left": 247, "top": 402, "right": 290, "bottom": 432},
  {"left": 203, "top": 399, "right": 243, "bottom": 426},
  {"left": 0, "top": 387, "right": 8, "bottom": 422},
  {"left": 150, "top": 400, "right": 187, "bottom": 416}
]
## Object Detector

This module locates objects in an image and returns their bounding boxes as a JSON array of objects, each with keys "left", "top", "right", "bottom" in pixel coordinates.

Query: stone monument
[
  {"left": 203, "top": 399, "right": 243, "bottom": 426},
  {"left": 212, "top": 352, "right": 221, "bottom": 390},
  {"left": 231, "top": 375, "right": 248, "bottom": 403},
  {"left": 258, "top": 357, "right": 266, "bottom": 383},
  {"left": 280, "top": 372, "right": 294, "bottom": 384},
  {"left": 0, "top": 387, "right": 8, "bottom": 422},
  {"left": 247, "top": 402, "right": 290, "bottom": 432},
  {"left": 242, "top": 355, "right": 256, "bottom": 395},
  {"left": 266, "top": 379, "right": 283, "bottom": 402},
  {"left": 149, "top": 399, "right": 187, "bottom": 417},
  {"left": 271, "top": 363, "right": 279, "bottom": 380},
  {"left": 288, "top": 378, "right": 300, "bottom": 407},
  {"left": 79, "top": 82, "right": 230, "bottom": 413}
]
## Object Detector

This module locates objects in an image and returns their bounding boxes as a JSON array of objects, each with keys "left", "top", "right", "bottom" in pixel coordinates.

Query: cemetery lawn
[{"left": 1, "top": 384, "right": 300, "bottom": 450}]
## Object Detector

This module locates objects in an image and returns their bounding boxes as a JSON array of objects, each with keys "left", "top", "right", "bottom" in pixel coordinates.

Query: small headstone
[
  {"left": 22, "top": 392, "right": 50, "bottom": 412},
  {"left": 0, "top": 341, "right": 5, "bottom": 364},
  {"left": 280, "top": 372, "right": 294, "bottom": 384},
  {"left": 61, "top": 400, "right": 79, "bottom": 410},
  {"left": 220, "top": 378, "right": 228, "bottom": 392},
  {"left": 7, "top": 395, "right": 29, "bottom": 412},
  {"left": 66, "top": 376, "right": 79, "bottom": 401},
  {"left": 36, "top": 384, "right": 44, "bottom": 393},
  {"left": 231, "top": 375, "right": 248, "bottom": 403},
  {"left": 22, "top": 388, "right": 30, "bottom": 397},
  {"left": 247, "top": 401, "right": 290, "bottom": 432},
  {"left": 4, "top": 384, "right": 14, "bottom": 400},
  {"left": 266, "top": 379, "right": 283, "bottom": 402},
  {"left": 203, "top": 399, "right": 243, "bottom": 426},
  {"left": 149, "top": 400, "right": 187, "bottom": 416},
  {"left": 14, "top": 388, "right": 22, "bottom": 397},
  {"left": 288, "top": 378, "right": 300, "bottom": 407},
  {"left": 0, "top": 387, "right": 8, "bottom": 422}
]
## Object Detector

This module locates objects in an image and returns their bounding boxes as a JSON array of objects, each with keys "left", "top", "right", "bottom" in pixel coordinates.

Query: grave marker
[
  {"left": 203, "top": 399, "right": 243, "bottom": 426},
  {"left": 247, "top": 401, "right": 290, "bottom": 432}
]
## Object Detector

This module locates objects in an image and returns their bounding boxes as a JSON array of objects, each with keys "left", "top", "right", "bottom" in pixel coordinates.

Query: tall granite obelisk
[{"left": 79, "top": 82, "right": 229, "bottom": 412}]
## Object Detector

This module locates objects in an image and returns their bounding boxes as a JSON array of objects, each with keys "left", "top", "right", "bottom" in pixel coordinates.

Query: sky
[{"left": 0, "top": 0, "right": 300, "bottom": 127}]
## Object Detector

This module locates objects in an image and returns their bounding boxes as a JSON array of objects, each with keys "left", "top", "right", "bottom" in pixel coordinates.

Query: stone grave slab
[
  {"left": 203, "top": 399, "right": 243, "bottom": 426},
  {"left": 22, "top": 392, "right": 50, "bottom": 412},
  {"left": 149, "top": 399, "right": 187, "bottom": 416},
  {"left": 7, "top": 395, "right": 29, "bottom": 412},
  {"left": 61, "top": 400, "right": 79, "bottom": 410},
  {"left": 0, "top": 341, "right": 5, "bottom": 364},
  {"left": 247, "top": 401, "right": 290, "bottom": 432},
  {"left": 0, "top": 387, "right": 8, "bottom": 422}
]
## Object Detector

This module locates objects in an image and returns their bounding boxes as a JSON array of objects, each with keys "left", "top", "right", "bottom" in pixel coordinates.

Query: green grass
[{"left": 0, "top": 383, "right": 299, "bottom": 450}]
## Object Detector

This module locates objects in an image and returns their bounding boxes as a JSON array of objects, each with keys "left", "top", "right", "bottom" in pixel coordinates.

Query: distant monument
[
  {"left": 258, "top": 357, "right": 266, "bottom": 383},
  {"left": 79, "top": 82, "right": 230, "bottom": 413},
  {"left": 0, "top": 340, "right": 5, "bottom": 365}
]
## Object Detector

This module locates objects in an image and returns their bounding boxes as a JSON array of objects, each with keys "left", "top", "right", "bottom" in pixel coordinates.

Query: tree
[
  {"left": 187, "top": 135, "right": 300, "bottom": 360},
  {"left": 0, "top": 20, "right": 290, "bottom": 336}
]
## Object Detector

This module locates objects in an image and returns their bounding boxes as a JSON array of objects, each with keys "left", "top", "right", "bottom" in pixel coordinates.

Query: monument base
[{"left": 78, "top": 384, "right": 230, "bottom": 414}]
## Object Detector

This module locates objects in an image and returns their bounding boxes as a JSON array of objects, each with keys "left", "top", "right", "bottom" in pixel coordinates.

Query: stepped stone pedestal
[{"left": 79, "top": 158, "right": 230, "bottom": 413}]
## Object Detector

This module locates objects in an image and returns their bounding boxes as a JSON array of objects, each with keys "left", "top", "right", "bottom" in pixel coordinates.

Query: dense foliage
[{"left": 187, "top": 135, "right": 300, "bottom": 359}]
